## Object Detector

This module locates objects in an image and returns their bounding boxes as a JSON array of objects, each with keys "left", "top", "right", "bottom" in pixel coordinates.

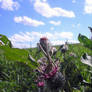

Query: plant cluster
[{"left": 0, "top": 34, "right": 92, "bottom": 92}]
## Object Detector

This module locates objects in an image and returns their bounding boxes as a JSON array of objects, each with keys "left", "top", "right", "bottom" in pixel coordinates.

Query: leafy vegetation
[
  {"left": 0, "top": 34, "right": 12, "bottom": 48},
  {"left": 0, "top": 34, "right": 92, "bottom": 92},
  {"left": 78, "top": 34, "right": 92, "bottom": 50}
]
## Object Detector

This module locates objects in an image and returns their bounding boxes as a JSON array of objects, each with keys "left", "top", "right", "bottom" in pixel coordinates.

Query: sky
[{"left": 0, "top": 0, "right": 92, "bottom": 48}]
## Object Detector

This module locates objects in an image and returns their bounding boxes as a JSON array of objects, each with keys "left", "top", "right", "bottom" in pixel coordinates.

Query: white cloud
[
  {"left": 84, "top": 0, "right": 92, "bottom": 14},
  {"left": 14, "top": 16, "right": 45, "bottom": 27},
  {"left": 10, "top": 32, "right": 33, "bottom": 43},
  {"left": 50, "top": 27, "right": 54, "bottom": 31},
  {"left": 59, "top": 32, "right": 73, "bottom": 39},
  {"left": 77, "top": 23, "right": 80, "bottom": 27},
  {"left": 72, "top": 23, "right": 80, "bottom": 28},
  {"left": 72, "top": 0, "right": 76, "bottom": 3},
  {"left": 11, "top": 42, "right": 31, "bottom": 48},
  {"left": 33, "top": 0, "right": 75, "bottom": 18},
  {"left": 9, "top": 31, "right": 74, "bottom": 48},
  {"left": 52, "top": 40, "right": 79, "bottom": 46},
  {"left": 42, "top": 0, "right": 46, "bottom": 2},
  {"left": 0, "top": 0, "right": 19, "bottom": 11},
  {"left": 72, "top": 24, "right": 75, "bottom": 28},
  {"left": 52, "top": 40, "right": 65, "bottom": 46},
  {"left": 49, "top": 21, "right": 61, "bottom": 26}
]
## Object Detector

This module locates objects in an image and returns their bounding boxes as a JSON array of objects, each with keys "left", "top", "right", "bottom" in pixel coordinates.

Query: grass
[
  {"left": 0, "top": 42, "right": 92, "bottom": 92},
  {"left": 0, "top": 46, "right": 28, "bottom": 62}
]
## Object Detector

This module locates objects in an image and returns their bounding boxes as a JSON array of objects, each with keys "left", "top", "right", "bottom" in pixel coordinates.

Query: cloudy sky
[{"left": 0, "top": 0, "right": 92, "bottom": 48}]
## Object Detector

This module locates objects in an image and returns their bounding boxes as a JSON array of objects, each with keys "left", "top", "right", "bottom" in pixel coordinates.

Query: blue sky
[{"left": 0, "top": 0, "right": 92, "bottom": 48}]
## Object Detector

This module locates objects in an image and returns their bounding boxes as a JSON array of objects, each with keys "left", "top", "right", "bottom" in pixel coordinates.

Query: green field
[{"left": 0, "top": 34, "right": 92, "bottom": 92}]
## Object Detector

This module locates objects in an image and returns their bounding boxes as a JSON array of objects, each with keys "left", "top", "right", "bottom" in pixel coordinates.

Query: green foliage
[
  {"left": 0, "top": 34, "right": 92, "bottom": 92},
  {"left": 0, "top": 45, "right": 39, "bottom": 91},
  {"left": 0, "top": 34, "right": 12, "bottom": 48},
  {"left": 55, "top": 43, "right": 92, "bottom": 92},
  {"left": 78, "top": 34, "right": 92, "bottom": 49},
  {"left": 0, "top": 56, "right": 37, "bottom": 92}
]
